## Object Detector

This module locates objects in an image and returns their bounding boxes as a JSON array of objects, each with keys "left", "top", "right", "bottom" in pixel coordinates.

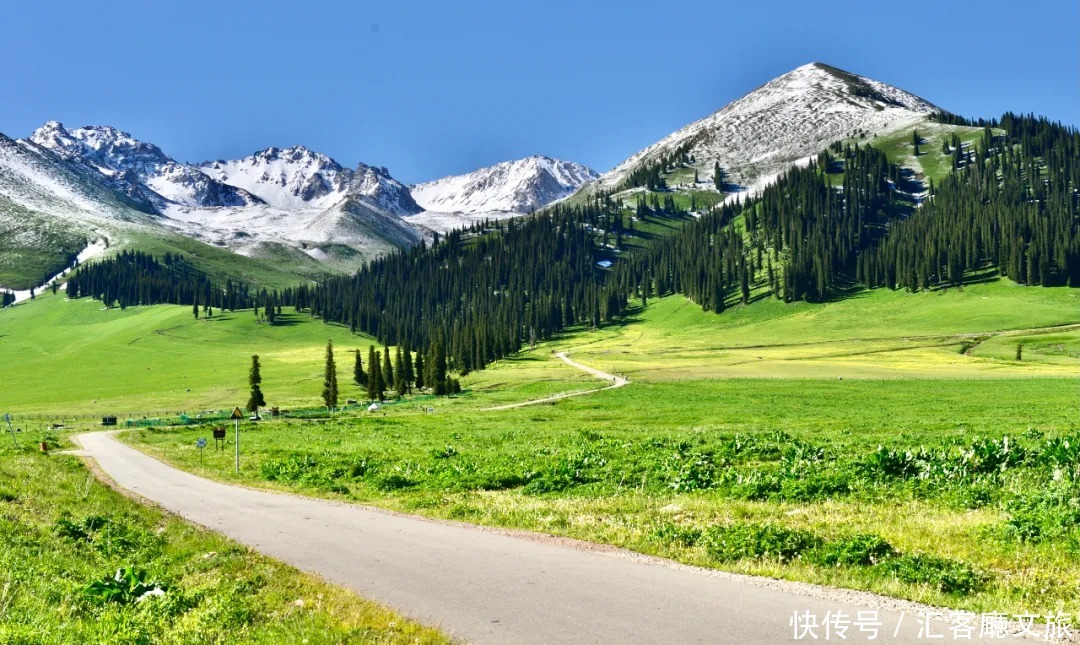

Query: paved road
[
  {"left": 73, "top": 431, "right": 1008, "bottom": 644},
  {"left": 482, "top": 352, "right": 629, "bottom": 411}
]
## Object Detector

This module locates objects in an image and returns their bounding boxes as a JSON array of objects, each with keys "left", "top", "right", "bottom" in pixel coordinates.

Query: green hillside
[
  {"left": 555, "top": 279, "right": 1080, "bottom": 381},
  {"left": 0, "top": 292, "right": 376, "bottom": 415}
]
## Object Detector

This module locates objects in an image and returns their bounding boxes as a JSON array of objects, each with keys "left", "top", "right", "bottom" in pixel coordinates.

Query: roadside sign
[
  {"left": 230, "top": 407, "right": 242, "bottom": 474},
  {"left": 196, "top": 438, "right": 207, "bottom": 449}
]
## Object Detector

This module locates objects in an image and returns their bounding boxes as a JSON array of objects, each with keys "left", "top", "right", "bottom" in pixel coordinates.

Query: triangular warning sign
[{"left": 230, "top": 407, "right": 245, "bottom": 420}]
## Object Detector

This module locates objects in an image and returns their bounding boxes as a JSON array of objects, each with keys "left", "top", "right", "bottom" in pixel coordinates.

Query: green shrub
[
  {"left": 702, "top": 523, "right": 822, "bottom": 563},
  {"left": 878, "top": 553, "right": 986, "bottom": 594},
  {"left": 258, "top": 453, "right": 369, "bottom": 493},
  {"left": 1000, "top": 486, "right": 1080, "bottom": 543},
  {"left": 863, "top": 446, "right": 920, "bottom": 478},
  {"left": 653, "top": 522, "right": 703, "bottom": 548},
  {"left": 55, "top": 515, "right": 108, "bottom": 541},
  {"left": 1039, "top": 435, "right": 1080, "bottom": 468},
  {"left": 376, "top": 474, "right": 416, "bottom": 491},
  {"left": 668, "top": 452, "right": 716, "bottom": 492},
  {"left": 810, "top": 534, "right": 896, "bottom": 567},
  {"left": 81, "top": 567, "right": 168, "bottom": 606},
  {"left": 432, "top": 445, "right": 458, "bottom": 459}
]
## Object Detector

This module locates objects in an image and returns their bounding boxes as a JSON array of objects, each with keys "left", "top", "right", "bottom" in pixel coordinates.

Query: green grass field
[
  {"left": 127, "top": 376, "right": 1080, "bottom": 619},
  {"left": 0, "top": 439, "right": 446, "bottom": 644},
  {"left": 554, "top": 279, "right": 1080, "bottom": 381},
  {"left": 5, "top": 274, "right": 1080, "bottom": 623},
  {"left": 0, "top": 291, "right": 382, "bottom": 416}
]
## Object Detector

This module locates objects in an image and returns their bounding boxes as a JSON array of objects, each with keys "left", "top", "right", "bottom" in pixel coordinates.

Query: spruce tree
[
  {"left": 353, "top": 349, "right": 366, "bottom": 387},
  {"left": 433, "top": 342, "right": 448, "bottom": 395},
  {"left": 393, "top": 347, "right": 406, "bottom": 398},
  {"left": 382, "top": 346, "right": 394, "bottom": 393},
  {"left": 367, "top": 346, "right": 384, "bottom": 402},
  {"left": 402, "top": 343, "right": 414, "bottom": 393},
  {"left": 713, "top": 162, "right": 725, "bottom": 191},
  {"left": 247, "top": 354, "right": 266, "bottom": 414},
  {"left": 414, "top": 352, "right": 425, "bottom": 391},
  {"left": 322, "top": 340, "right": 338, "bottom": 410}
]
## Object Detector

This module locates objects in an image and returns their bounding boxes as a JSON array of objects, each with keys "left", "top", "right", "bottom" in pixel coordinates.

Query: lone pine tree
[
  {"left": 322, "top": 340, "right": 338, "bottom": 410},
  {"left": 247, "top": 354, "right": 266, "bottom": 413}
]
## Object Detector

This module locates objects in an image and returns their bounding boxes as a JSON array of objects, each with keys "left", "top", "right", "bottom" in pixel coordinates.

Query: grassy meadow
[
  {"left": 4, "top": 273, "right": 1080, "bottom": 622},
  {"left": 0, "top": 438, "right": 446, "bottom": 644},
  {"left": 127, "top": 376, "right": 1080, "bottom": 619},
  {"left": 554, "top": 279, "right": 1080, "bottom": 381},
  {"left": 0, "top": 291, "right": 383, "bottom": 416}
]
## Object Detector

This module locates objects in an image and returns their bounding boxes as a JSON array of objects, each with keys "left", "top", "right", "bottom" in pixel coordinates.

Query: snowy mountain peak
[
  {"left": 348, "top": 162, "right": 422, "bottom": 218},
  {"left": 598, "top": 62, "right": 940, "bottom": 193},
  {"left": 411, "top": 156, "right": 599, "bottom": 217},
  {"left": 199, "top": 145, "right": 356, "bottom": 210},
  {"left": 29, "top": 122, "right": 261, "bottom": 209}
]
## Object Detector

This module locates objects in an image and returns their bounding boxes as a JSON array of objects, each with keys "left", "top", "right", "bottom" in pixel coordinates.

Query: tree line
[{"left": 64, "top": 113, "right": 1078, "bottom": 380}]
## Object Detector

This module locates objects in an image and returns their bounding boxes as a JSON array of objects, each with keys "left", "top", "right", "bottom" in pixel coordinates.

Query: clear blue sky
[{"left": 3, "top": 0, "right": 1077, "bottom": 183}]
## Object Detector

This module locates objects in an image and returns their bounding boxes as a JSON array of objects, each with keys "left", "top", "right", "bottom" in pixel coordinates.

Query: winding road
[
  {"left": 66, "top": 353, "right": 1024, "bottom": 643},
  {"left": 70, "top": 428, "right": 1010, "bottom": 645}
]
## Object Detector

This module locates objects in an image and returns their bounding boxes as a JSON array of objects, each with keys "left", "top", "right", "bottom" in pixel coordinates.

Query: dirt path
[{"left": 481, "top": 352, "right": 629, "bottom": 411}]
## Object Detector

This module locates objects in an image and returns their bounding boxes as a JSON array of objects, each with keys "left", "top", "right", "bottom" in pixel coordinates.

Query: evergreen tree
[
  {"left": 353, "top": 349, "right": 366, "bottom": 387},
  {"left": 402, "top": 343, "right": 414, "bottom": 393},
  {"left": 367, "top": 345, "right": 384, "bottom": 402},
  {"left": 433, "top": 341, "right": 448, "bottom": 395},
  {"left": 713, "top": 162, "right": 726, "bottom": 190},
  {"left": 322, "top": 340, "right": 338, "bottom": 410},
  {"left": 414, "top": 352, "right": 425, "bottom": 391},
  {"left": 247, "top": 354, "right": 266, "bottom": 413},
  {"left": 393, "top": 347, "right": 406, "bottom": 398},
  {"left": 382, "top": 346, "right": 394, "bottom": 393}
]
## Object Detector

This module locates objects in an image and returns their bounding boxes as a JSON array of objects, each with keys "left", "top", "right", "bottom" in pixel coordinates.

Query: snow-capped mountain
[
  {"left": 595, "top": 62, "right": 940, "bottom": 195},
  {"left": 0, "top": 131, "right": 165, "bottom": 290},
  {"left": 20, "top": 122, "right": 426, "bottom": 270},
  {"left": 412, "top": 156, "right": 597, "bottom": 214},
  {"left": 30, "top": 122, "right": 262, "bottom": 209},
  {"left": 408, "top": 156, "right": 597, "bottom": 231},
  {"left": 199, "top": 147, "right": 422, "bottom": 217},
  {"left": 198, "top": 146, "right": 352, "bottom": 210}
]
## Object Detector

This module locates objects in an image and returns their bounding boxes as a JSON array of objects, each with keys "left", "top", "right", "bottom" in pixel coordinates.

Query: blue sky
[{"left": 3, "top": 0, "right": 1077, "bottom": 183}]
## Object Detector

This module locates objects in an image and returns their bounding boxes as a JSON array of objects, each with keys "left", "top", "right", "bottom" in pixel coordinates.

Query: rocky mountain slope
[
  {"left": 17, "top": 123, "right": 425, "bottom": 275},
  {"left": 408, "top": 156, "right": 597, "bottom": 231},
  {"left": 593, "top": 62, "right": 939, "bottom": 196}
]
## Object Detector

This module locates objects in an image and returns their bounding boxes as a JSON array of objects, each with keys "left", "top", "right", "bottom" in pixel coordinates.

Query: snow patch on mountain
[
  {"left": 412, "top": 156, "right": 597, "bottom": 214},
  {"left": 8, "top": 240, "right": 108, "bottom": 305},
  {"left": 409, "top": 156, "right": 597, "bottom": 231},
  {"left": 29, "top": 122, "right": 261, "bottom": 209},
  {"left": 198, "top": 146, "right": 352, "bottom": 210},
  {"left": 598, "top": 62, "right": 940, "bottom": 192}
]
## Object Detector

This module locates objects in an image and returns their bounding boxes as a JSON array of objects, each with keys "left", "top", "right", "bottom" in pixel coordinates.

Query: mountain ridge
[
  {"left": 407, "top": 155, "right": 598, "bottom": 231},
  {"left": 591, "top": 62, "right": 940, "bottom": 197}
]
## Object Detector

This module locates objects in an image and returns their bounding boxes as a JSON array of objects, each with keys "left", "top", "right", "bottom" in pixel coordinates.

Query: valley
[{"left": 2, "top": 57, "right": 1078, "bottom": 643}]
